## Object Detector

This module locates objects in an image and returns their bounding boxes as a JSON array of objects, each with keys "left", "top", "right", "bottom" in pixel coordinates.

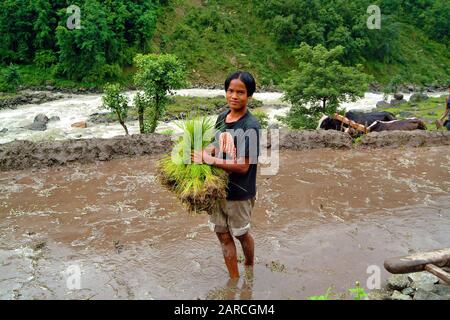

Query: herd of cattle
[{"left": 318, "top": 111, "right": 427, "bottom": 134}]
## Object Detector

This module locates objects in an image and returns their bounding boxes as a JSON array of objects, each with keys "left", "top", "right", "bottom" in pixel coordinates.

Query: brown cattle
[{"left": 368, "top": 118, "right": 427, "bottom": 132}]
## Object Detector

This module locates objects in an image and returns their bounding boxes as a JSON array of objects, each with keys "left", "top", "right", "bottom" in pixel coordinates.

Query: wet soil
[{"left": 0, "top": 147, "right": 449, "bottom": 299}]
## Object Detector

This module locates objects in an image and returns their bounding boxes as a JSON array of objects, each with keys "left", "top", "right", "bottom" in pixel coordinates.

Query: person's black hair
[{"left": 224, "top": 71, "right": 256, "bottom": 97}]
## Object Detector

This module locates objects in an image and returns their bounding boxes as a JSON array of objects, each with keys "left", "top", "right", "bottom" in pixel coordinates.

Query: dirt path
[{"left": 0, "top": 147, "right": 449, "bottom": 299}]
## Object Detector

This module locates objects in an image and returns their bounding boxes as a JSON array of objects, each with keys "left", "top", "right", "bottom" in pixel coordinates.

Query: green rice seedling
[{"left": 156, "top": 116, "right": 228, "bottom": 214}]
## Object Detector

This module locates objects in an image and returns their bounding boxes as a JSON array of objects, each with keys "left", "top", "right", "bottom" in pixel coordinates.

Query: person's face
[{"left": 226, "top": 79, "right": 250, "bottom": 111}]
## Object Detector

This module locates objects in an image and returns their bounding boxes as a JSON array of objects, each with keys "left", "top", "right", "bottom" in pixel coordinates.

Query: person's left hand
[{"left": 191, "top": 150, "right": 204, "bottom": 164}]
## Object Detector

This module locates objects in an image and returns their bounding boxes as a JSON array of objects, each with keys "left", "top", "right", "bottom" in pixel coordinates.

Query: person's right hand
[{"left": 219, "top": 132, "right": 236, "bottom": 160}]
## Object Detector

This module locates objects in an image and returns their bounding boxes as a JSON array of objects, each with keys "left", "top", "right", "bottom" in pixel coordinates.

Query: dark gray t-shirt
[{"left": 214, "top": 110, "right": 261, "bottom": 201}]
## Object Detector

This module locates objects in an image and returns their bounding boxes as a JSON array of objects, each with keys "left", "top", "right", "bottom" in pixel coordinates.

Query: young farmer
[{"left": 192, "top": 71, "right": 261, "bottom": 279}]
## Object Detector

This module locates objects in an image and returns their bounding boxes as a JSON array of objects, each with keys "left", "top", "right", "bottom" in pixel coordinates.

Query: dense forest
[{"left": 0, "top": 0, "right": 449, "bottom": 90}]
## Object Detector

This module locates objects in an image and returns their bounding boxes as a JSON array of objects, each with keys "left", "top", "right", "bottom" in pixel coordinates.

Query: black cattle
[
  {"left": 368, "top": 119, "right": 427, "bottom": 132},
  {"left": 318, "top": 111, "right": 396, "bottom": 131},
  {"left": 345, "top": 111, "right": 396, "bottom": 126},
  {"left": 317, "top": 116, "right": 343, "bottom": 130}
]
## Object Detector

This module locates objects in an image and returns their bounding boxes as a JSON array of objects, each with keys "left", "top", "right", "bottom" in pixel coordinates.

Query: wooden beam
[
  {"left": 425, "top": 264, "right": 450, "bottom": 285},
  {"left": 384, "top": 248, "right": 450, "bottom": 274},
  {"left": 333, "top": 114, "right": 369, "bottom": 134}
]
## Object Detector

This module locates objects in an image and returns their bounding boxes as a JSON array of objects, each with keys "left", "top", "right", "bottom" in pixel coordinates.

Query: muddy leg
[
  {"left": 240, "top": 266, "right": 254, "bottom": 300},
  {"left": 236, "top": 232, "right": 254, "bottom": 267},
  {"left": 216, "top": 232, "right": 239, "bottom": 279}
]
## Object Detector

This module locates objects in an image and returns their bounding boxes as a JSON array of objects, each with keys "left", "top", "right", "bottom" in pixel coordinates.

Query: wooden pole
[
  {"left": 384, "top": 248, "right": 450, "bottom": 274},
  {"left": 333, "top": 113, "right": 369, "bottom": 134},
  {"left": 424, "top": 264, "right": 450, "bottom": 285}
]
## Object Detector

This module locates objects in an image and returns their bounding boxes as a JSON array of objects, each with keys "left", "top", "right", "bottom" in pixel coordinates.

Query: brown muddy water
[{"left": 0, "top": 147, "right": 449, "bottom": 300}]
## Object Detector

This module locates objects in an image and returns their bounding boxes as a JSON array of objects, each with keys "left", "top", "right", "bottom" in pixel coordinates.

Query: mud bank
[
  {"left": 1, "top": 130, "right": 449, "bottom": 171},
  {"left": 279, "top": 130, "right": 353, "bottom": 149},
  {"left": 0, "top": 134, "right": 172, "bottom": 171},
  {"left": 358, "top": 131, "right": 450, "bottom": 149}
]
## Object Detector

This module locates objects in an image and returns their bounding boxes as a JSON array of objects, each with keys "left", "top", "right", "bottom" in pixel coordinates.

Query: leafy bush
[
  {"left": 102, "top": 83, "right": 130, "bottom": 135},
  {"left": 0, "top": 64, "right": 21, "bottom": 92},
  {"left": 33, "top": 50, "right": 56, "bottom": 69},
  {"left": 252, "top": 110, "right": 269, "bottom": 129}
]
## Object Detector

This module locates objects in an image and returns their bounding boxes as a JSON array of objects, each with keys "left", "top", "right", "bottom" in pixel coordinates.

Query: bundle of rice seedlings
[{"left": 156, "top": 117, "right": 228, "bottom": 214}]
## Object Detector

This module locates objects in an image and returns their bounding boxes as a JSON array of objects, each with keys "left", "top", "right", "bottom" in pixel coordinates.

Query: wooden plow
[
  {"left": 384, "top": 248, "right": 450, "bottom": 285},
  {"left": 333, "top": 113, "right": 370, "bottom": 134}
]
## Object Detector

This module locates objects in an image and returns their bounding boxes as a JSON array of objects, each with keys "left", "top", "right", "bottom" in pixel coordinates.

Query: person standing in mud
[
  {"left": 192, "top": 71, "right": 260, "bottom": 279},
  {"left": 438, "top": 85, "right": 450, "bottom": 130}
]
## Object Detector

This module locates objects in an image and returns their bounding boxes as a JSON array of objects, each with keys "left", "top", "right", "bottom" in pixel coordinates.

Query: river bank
[{"left": 1, "top": 130, "right": 449, "bottom": 172}]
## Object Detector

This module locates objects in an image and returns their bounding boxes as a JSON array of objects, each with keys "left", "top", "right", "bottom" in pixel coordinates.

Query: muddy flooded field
[{"left": 0, "top": 147, "right": 449, "bottom": 300}]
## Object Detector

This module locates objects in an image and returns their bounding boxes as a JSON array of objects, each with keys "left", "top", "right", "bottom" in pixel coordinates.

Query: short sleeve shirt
[{"left": 214, "top": 110, "right": 261, "bottom": 201}]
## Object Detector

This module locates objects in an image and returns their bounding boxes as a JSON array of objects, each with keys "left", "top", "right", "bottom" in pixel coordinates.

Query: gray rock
[
  {"left": 0, "top": 128, "right": 8, "bottom": 134},
  {"left": 387, "top": 274, "right": 411, "bottom": 290},
  {"left": 367, "top": 289, "right": 391, "bottom": 300},
  {"left": 390, "top": 99, "right": 407, "bottom": 107},
  {"left": 399, "top": 111, "right": 414, "bottom": 118},
  {"left": 411, "top": 282, "right": 435, "bottom": 292},
  {"left": 402, "top": 287, "right": 415, "bottom": 296},
  {"left": 394, "top": 93, "right": 404, "bottom": 101},
  {"left": 408, "top": 272, "right": 440, "bottom": 286},
  {"left": 24, "top": 122, "right": 47, "bottom": 131},
  {"left": 376, "top": 101, "right": 391, "bottom": 109},
  {"left": 48, "top": 116, "right": 60, "bottom": 122},
  {"left": 24, "top": 113, "right": 50, "bottom": 131},
  {"left": 431, "top": 284, "right": 450, "bottom": 298},
  {"left": 391, "top": 290, "right": 412, "bottom": 300},
  {"left": 413, "top": 288, "right": 446, "bottom": 300},
  {"left": 409, "top": 93, "right": 428, "bottom": 103},
  {"left": 34, "top": 114, "right": 49, "bottom": 124}
]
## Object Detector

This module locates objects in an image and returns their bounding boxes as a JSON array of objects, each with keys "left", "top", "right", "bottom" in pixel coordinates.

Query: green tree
[
  {"left": 1, "top": 63, "right": 21, "bottom": 92},
  {"left": 133, "top": 54, "right": 187, "bottom": 133},
  {"left": 281, "top": 43, "right": 371, "bottom": 129},
  {"left": 133, "top": 92, "right": 152, "bottom": 134},
  {"left": 383, "top": 74, "right": 404, "bottom": 101},
  {"left": 102, "top": 83, "right": 130, "bottom": 135}
]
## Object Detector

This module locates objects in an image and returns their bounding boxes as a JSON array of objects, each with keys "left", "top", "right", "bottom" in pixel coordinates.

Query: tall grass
[{"left": 156, "top": 117, "right": 228, "bottom": 214}]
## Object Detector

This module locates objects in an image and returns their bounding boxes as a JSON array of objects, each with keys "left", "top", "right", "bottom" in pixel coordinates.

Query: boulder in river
[
  {"left": 0, "top": 128, "right": 8, "bottom": 134},
  {"left": 24, "top": 113, "right": 49, "bottom": 131},
  {"left": 48, "top": 116, "right": 60, "bottom": 122},
  {"left": 34, "top": 114, "right": 49, "bottom": 124},
  {"left": 71, "top": 121, "right": 87, "bottom": 129},
  {"left": 394, "top": 93, "right": 404, "bottom": 100}
]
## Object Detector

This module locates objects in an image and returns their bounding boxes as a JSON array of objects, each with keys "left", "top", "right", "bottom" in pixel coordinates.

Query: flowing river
[{"left": 0, "top": 89, "right": 446, "bottom": 145}]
